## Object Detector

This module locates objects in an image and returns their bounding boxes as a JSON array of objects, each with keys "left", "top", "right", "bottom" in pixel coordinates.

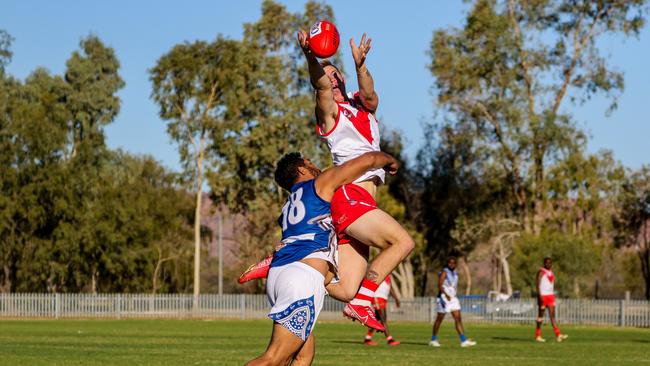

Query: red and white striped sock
[{"left": 350, "top": 279, "right": 379, "bottom": 307}]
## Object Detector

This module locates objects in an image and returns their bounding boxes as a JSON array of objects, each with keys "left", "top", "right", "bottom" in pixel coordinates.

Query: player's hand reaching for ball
[
  {"left": 350, "top": 33, "right": 372, "bottom": 69},
  {"left": 297, "top": 30, "right": 313, "bottom": 57}
]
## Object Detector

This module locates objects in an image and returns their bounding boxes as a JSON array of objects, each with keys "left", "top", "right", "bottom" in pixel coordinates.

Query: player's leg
[
  {"left": 376, "top": 306, "right": 400, "bottom": 345},
  {"left": 364, "top": 327, "right": 377, "bottom": 345},
  {"left": 548, "top": 305, "right": 567, "bottom": 341},
  {"left": 429, "top": 312, "right": 445, "bottom": 347},
  {"left": 451, "top": 310, "right": 476, "bottom": 347},
  {"left": 325, "top": 240, "right": 368, "bottom": 302},
  {"left": 246, "top": 322, "right": 304, "bottom": 366},
  {"left": 535, "top": 304, "right": 546, "bottom": 342},
  {"left": 344, "top": 209, "right": 414, "bottom": 305},
  {"left": 291, "top": 333, "right": 315, "bottom": 366}
]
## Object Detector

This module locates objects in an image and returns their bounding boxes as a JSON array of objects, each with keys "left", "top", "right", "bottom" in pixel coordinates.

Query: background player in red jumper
[
  {"left": 364, "top": 274, "right": 401, "bottom": 346},
  {"left": 536, "top": 257, "right": 568, "bottom": 342}
]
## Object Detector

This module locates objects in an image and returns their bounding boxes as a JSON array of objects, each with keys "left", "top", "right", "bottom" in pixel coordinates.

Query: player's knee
[{"left": 293, "top": 352, "right": 314, "bottom": 366}]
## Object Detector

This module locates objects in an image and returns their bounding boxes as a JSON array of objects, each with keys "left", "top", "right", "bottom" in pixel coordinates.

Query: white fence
[{"left": 1, "top": 294, "right": 649, "bottom": 327}]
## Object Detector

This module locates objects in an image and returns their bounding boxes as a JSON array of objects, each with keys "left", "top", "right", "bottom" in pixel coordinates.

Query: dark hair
[
  {"left": 319, "top": 59, "right": 341, "bottom": 73},
  {"left": 544, "top": 257, "right": 552, "bottom": 262},
  {"left": 447, "top": 256, "right": 458, "bottom": 262},
  {"left": 274, "top": 152, "right": 305, "bottom": 191}
]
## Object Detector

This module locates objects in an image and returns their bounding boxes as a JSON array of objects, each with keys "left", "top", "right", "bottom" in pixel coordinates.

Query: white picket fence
[{"left": 1, "top": 294, "right": 649, "bottom": 327}]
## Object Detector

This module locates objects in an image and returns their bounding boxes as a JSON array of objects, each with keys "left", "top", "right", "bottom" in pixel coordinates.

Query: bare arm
[
  {"left": 314, "top": 151, "right": 398, "bottom": 201},
  {"left": 438, "top": 271, "right": 450, "bottom": 300},
  {"left": 536, "top": 270, "right": 543, "bottom": 299},
  {"left": 297, "top": 30, "right": 337, "bottom": 128},
  {"left": 350, "top": 34, "right": 378, "bottom": 112}
]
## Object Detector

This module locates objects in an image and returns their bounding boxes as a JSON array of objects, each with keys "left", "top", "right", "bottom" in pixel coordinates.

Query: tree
[
  {"left": 430, "top": 0, "right": 646, "bottom": 233},
  {"left": 150, "top": 37, "right": 247, "bottom": 300},
  {"left": 205, "top": 0, "right": 340, "bottom": 275},
  {"left": 0, "top": 29, "right": 13, "bottom": 72},
  {"left": 614, "top": 165, "right": 650, "bottom": 299},
  {"left": 416, "top": 121, "right": 508, "bottom": 295}
]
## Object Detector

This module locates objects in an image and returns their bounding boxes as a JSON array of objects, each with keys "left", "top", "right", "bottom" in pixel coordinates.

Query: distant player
[
  {"left": 246, "top": 151, "right": 399, "bottom": 366},
  {"left": 429, "top": 257, "right": 476, "bottom": 348},
  {"left": 364, "top": 274, "right": 401, "bottom": 346},
  {"left": 297, "top": 28, "right": 415, "bottom": 330},
  {"left": 535, "top": 257, "right": 568, "bottom": 342}
]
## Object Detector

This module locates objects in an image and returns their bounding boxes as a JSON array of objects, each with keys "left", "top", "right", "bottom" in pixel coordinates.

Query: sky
[{"left": 3, "top": 1, "right": 649, "bottom": 172}]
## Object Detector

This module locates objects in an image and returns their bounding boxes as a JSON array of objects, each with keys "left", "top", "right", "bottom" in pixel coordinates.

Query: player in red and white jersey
[
  {"left": 535, "top": 257, "right": 568, "bottom": 342},
  {"left": 364, "top": 274, "right": 401, "bottom": 346},
  {"left": 296, "top": 29, "right": 415, "bottom": 330}
]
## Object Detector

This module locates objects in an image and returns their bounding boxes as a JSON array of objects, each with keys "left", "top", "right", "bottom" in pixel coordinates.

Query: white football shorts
[
  {"left": 266, "top": 261, "right": 326, "bottom": 341},
  {"left": 436, "top": 295, "right": 461, "bottom": 313}
]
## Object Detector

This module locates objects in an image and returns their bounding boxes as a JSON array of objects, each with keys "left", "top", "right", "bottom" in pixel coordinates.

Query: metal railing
[{"left": 1, "top": 294, "right": 648, "bottom": 327}]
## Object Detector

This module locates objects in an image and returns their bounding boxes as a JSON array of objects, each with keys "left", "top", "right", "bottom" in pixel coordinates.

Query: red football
[{"left": 308, "top": 20, "right": 340, "bottom": 58}]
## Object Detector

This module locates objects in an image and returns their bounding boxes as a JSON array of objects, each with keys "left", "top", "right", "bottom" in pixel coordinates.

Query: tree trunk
[
  {"left": 393, "top": 259, "right": 415, "bottom": 300},
  {"left": 1, "top": 264, "right": 11, "bottom": 293},
  {"left": 193, "top": 175, "right": 203, "bottom": 306},
  {"left": 91, "top": 268, "right": 97, "bottom": 294},
  {"left": 498, "top": 241, "right": 513, "bottom": 296},
  {"left": 460, "top": 256, "right": 472, "bottom": 296},
  {"left": 193, "top": 135, "right": 205, "bottom": 308}
]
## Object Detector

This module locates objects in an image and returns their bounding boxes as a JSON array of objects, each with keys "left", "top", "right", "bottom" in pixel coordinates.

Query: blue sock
[
  {"left": 431, "top": 335, "right": 437, "bottom": 341},
  {"left": 459, "top": 334, "right": 467, "bottom": 342}
]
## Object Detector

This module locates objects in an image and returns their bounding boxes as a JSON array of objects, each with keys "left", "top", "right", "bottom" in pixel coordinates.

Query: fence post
[
  {"left": 429, "top": 297, "right": 434, "bottom": 323},
  {"left": 240, "top": 294, "right": 246, "bottom": 320},
  {"left": 116, "top": 294, "right": 122, "bottom": 320},
  {"left": 619, "top": 300, "right": 625, "bottom": 327},
  {"left": 54, "top": 293, "right": 60, "bottom": 319}
]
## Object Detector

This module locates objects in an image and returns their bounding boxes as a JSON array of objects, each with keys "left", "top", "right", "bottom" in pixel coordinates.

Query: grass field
[{"left": 0, "top": 319, "right": 649, "bottom": 366}]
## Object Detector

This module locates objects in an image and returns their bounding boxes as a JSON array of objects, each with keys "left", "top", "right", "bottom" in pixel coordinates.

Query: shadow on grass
[
  {"left": 491, "top": 336, "right": 531, "bottom": 343},
  {"left": 330, "top": 340, "right": 430, "bottom": 347}
]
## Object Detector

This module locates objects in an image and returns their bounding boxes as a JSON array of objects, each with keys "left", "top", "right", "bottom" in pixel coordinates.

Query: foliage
[
  {"left": 0, "top": 34, "right": 194, "bottom": 293},
  {"left": 511, "top": 231, "right": 600, "bottom": 297},
  {"left": 429, "top": 0, "right": 646, "bottom": 232},
  {"left": 613, "top": 165, "right": 650, "bottom": 299}
]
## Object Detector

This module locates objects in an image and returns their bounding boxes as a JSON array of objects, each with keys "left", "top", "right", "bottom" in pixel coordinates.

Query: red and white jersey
[
  {"left": 375, "top": 275, "right": 391, "bottom": 300},
  {"left": 539, "top": 268, "right": 555, "bottom": 296},
  {"left": 316, "top": 91, "right": 385, "bottom": 184}
]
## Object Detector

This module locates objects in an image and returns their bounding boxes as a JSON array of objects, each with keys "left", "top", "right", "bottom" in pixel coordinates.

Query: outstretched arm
[
  {"left": 350, "top": 33, "right": 378, "bottom": 112},
  {"left": 297, "top": 30, "right": 338, "bottom": 129},
  {"left": 314, "top": 151, "right": 398, "bottom": 201}
]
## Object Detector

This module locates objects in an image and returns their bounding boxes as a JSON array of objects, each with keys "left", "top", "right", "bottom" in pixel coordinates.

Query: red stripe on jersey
[{"left": 340, "top": 106, "right": 373, "bottom": 144}]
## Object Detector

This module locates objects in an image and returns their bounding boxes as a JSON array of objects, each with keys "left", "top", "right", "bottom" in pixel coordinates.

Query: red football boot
[
  {"left": 363, "top": 339, "right": 378, "bottom": 346},
  {"left": 386, "top": 337, "right": 401, "bottom": 346},
  {"left": 238, "top": 254, "right": 273, "bottom": 284},
  {"left": 343, "top": 303, "right": 385, "bottom": 332}
]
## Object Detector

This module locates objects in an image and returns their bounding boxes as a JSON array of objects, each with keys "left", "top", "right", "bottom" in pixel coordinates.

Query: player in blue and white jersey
[
  {"left": 429, "top": 256, "right": 477, "bottom": 348},
  {"left": 246, "top": 151, "right": 398, "bottom": 366}
]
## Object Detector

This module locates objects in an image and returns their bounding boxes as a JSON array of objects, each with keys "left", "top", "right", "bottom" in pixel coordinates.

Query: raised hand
[
  {"left": 297, "top": 30, "right": 313, "bottom": 57},
  {"left": 350, "top": 33, "right": 372, "bottom": 69}
]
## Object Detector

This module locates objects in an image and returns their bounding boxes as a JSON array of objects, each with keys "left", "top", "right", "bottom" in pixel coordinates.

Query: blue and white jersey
[
  {"left": 440, "top": 267, "right": 459, "bottom": 298},
  {"left": 271, "top": 179, "right": 335, "bottom": 268}
]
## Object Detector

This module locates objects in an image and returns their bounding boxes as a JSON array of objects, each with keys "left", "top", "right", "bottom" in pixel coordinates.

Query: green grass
[{"left": 0, "top": 319, "right": 648, "bottom": 365}]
